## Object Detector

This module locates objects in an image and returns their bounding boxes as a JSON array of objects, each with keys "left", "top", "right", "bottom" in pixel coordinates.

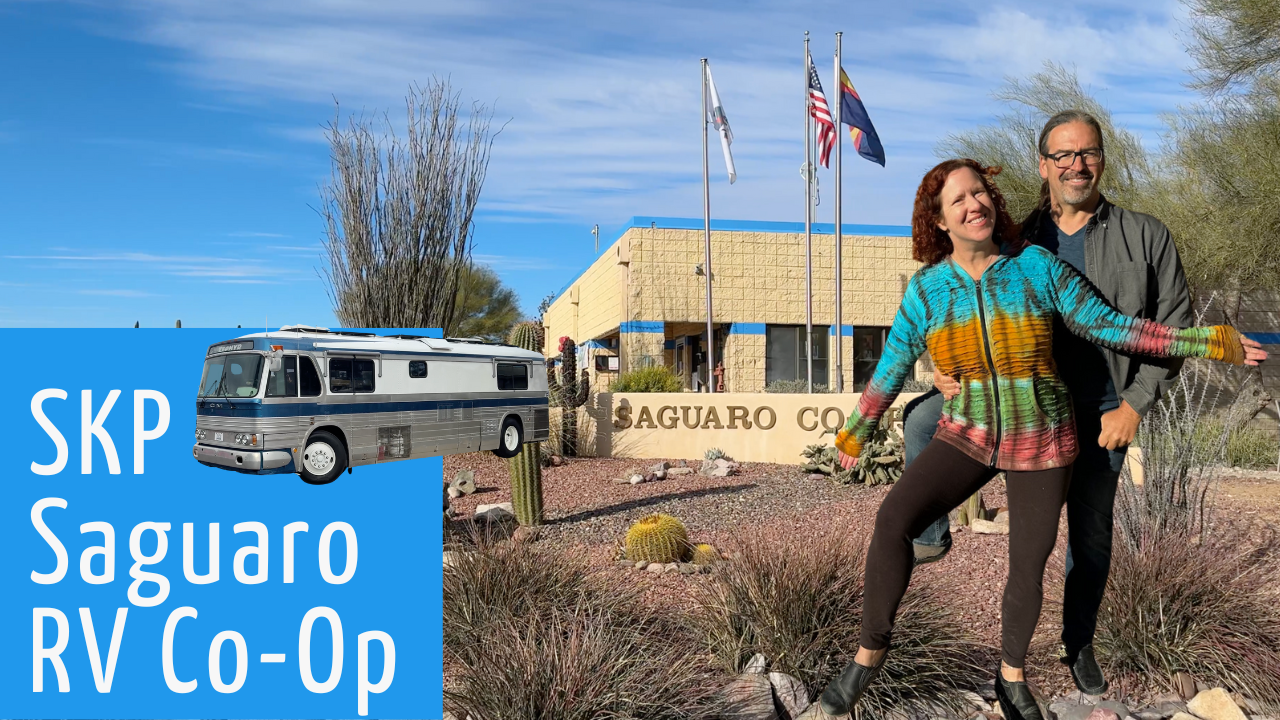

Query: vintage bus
[{"left": 193, "top": 326, "right": 549, "bottom": 484}]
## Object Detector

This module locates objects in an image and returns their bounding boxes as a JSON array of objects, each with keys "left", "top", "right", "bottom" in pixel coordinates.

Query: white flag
[{"left": 704, "top": 62, "right": 737, "bottom": 184}]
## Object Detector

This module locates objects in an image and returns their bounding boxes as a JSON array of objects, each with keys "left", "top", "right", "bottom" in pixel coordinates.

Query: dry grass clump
[
  {"left": 1095, "top": 528, "right": 1280, "bottom": 709},
  {"left": 689, "top": 530, "right": 991, "bottom": 718},
  {"left": 443, "top": 536, "right": 722, "bottom": 719}
]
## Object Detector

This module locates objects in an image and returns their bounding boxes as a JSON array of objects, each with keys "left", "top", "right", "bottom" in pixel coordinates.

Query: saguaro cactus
[
  {"left": 506, "top": 321, "right": 544, "bottom": 526},
  {"left": 549, "top": 336, "right": 590, "bottom": 456}
]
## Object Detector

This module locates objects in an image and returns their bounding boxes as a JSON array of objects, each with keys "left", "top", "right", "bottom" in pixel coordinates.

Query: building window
[
  {"left": 853, "top": 328, "right": 888, "bottom": 388},
  {"left": 765, "top": 325, "right": 829, "bottom": 387}
]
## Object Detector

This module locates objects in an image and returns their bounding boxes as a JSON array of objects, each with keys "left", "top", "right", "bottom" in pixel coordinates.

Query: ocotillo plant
[
  {"left": 548, "top": 336, "right": 590, "bottom": 456},
  {"left": 505, "top": 321, "right": 545, "bottom": 525}
]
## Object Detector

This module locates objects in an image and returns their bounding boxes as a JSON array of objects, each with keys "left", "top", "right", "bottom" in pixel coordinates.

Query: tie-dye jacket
[{"left": 834, "top": 245, "right": 1245, "bottom": 471}]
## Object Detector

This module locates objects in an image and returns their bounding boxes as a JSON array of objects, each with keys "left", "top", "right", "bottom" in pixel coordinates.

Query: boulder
[
  {"left": 450, "top": 470, "right": 476, "bottom": 495},
  {"left": 613, "top": 477, "right": 632, "bottom": 485},
  {"left": 744, "top": 653, "right": 768, "bottom": 674},
  {"left": 616, "top": 559, "right": 636, "bottom": 569},
  {"left": 548, "top": 455, "right": 564, "bottom": 466},
  {"left": 1188, "top": 689, "right": 1248, "bottom": 720},
  {"left": 1049, "top": 701, "right": 1094, "bottom": 720},
  {"left": 646, "top": 563, "right": 665, "bottom": 573},
  {"left": 993, "top": 508, "right": 1010, "bottom": 525},
  {"left": 1173, "top": 673, "right": 1197, "bottom": 702},
  {"left": 634, "top": 561, "right": 649, "bottom": 570},
  {"left": 654, "top": 469, "right": 667, "bottom": 480},
  {"left": 715, "top": 458, "right": 733, "bottom": 469},
  {"left": 474, "top": 503, "right": 515, "bottom": 524},
  {"left": 651, "top": 461, "right": 670, "bottom": 472},
  {"left": 768, "top": 671, "right": 810, "bottom": 720},
  {"left": 629, "top": 474, "right": 645, "bottom": 485},
  {"left": 808, "top": 473, "right": 827, "bottom": 481},
  {"left": 663, "top": 562, "right": 679, "bottom": 573},
  {"left": 1085, "top": 707, "right": 1121, "bottom": 720},
  {"left": 448, "top": 486, "right": 463, "bottom": 499},
  {"left": 959, "top": 690, "right": 988, "bottom": 711},
  {"left": 970, "top": 519, "right": 1010, "bottom": 535},
  {"left": 512, "top": 526, "right": 540, "bottom": 544},
  {"left": 668, "top": 467, "right": 695, "bottom": 476},
  {"left": 710, "top": 466, "right": 734, "bottom": 478},
  {"left": 1170, "top": 713, "right": 1202, "bottom": 720},
  {"left": 678, "top": 563, "right": 698, "bottom": 575},
  {"left": 720, "top": 673, "right": 779, "bottom": 720}
]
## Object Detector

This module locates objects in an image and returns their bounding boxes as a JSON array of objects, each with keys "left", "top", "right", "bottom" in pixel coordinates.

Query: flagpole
[
  {"left": 701, "top": 58, "right": 715, "bottom": 394},
  {"left": 803, "top": 33, "right": 814, "bottom": 394},
  {"left": 834, "top": 32, "right": 844, "bottom": 394}
]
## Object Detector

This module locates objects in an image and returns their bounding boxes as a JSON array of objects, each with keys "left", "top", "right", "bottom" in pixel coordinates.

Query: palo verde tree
[{"left": 320, "top": 80, "right": 500, "bottom": 329}]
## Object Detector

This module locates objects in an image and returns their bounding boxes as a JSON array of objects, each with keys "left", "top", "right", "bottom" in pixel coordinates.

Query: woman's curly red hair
[{"left": 911, "top": 159, "right": 1022, "bottom": 265}]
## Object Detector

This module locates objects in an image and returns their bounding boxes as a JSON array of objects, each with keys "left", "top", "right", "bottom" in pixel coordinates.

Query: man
[{"left": 904, "top": 110, "right": 1194, "bottom": 695}]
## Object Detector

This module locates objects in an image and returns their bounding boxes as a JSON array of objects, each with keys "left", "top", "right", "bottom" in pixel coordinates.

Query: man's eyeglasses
[{"left": 1043, "top": 148, "right": 1104, "bottom": 169}]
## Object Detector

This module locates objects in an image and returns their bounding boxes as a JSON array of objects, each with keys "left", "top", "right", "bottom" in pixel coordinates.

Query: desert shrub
[
  {"left": 689, "top": 531, "right": 989, "bottom": 717},
  {"left": 1095, "top": 531, "right": 1280, "bottom": 708},
  {"left": 1223, "top": 423, "right": 1279, "bottom": 469},
  {"left": 447, "top": 605, "right": 723, "bottom": 720},
  {"left": 765, "top": 379, "right": 831, "bottom": 393},
  {"left": 900, "top": 378, "right": 935, "bottom": 392},
  {"left": 610, "top": 365, "right": 683, "bottom": 393},
  {"left": 444, "top": 537, "right": 721, "bottom": 719}
]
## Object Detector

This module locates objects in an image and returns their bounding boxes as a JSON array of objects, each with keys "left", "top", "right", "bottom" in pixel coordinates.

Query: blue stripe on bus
[{"left": 196, "top": 396, "right": 548, "bottom": 418}]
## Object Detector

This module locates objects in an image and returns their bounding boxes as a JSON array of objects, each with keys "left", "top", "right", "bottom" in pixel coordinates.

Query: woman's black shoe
[
  {"left": 819, "top": 655, "right": 884, "bottom": 716},
  {"left": 995, "top": 673, "right": 1045, "bottom": 720}
]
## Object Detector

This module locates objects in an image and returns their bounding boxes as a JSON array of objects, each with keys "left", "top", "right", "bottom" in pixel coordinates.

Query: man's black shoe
[
  {"left": 819, "top": 655, "right": 884, "bottom": 716},
  {"left": 995, "top": 673, "right": 1045, "bottom": 720},
  {"left": 1064, "top": 644, "right": 1108, "bottom": 695}
]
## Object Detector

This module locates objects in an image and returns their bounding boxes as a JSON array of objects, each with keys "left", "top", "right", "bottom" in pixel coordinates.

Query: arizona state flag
[{"left": 839, "top": 68, "right": 886, "bottom": 166}]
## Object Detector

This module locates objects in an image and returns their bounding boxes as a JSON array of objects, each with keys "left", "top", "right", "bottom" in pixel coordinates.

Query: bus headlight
[
  {"left": 195, "top": 429, "right": 206, "bottom": 440},
  {"left": 233, "top": 434, "right": 259, "bottom": 446}
]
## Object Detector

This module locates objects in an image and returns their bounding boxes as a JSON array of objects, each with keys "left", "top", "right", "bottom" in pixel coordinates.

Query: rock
[
  {"left": 1173, "top": 672, "right": 1197, "bottom": 701},
  {"left": 1097, "top": 702, "right": 1131, "bottom": 718},
  {"left": 548, "top": 455, "right": 564, "bottom": 466},
  {"left": 720, "top": 673, "right": 779, "bottom": 720},
  {"left": 970, "top": 518, "right": 1010, "bottom": 535},
  {"left": 1050, "top": 701, "right": 1094, "bottom": 720},
  {"left": 1237, "top": 697, "right": 1263, "bottom": 715},
  {"left": 715, "top": 457, "right": 733, "bottom": 468},
  {"left": 447, "top": 486, "right": 463, "bottom": 499},
  {"left": 1085, "top": 707, "right": 1121, "bottom": 720},
  {"left": 710, "top": 466, "right": 733, "bottom": 478},
  {"left": 1170, "top": 712, "right": 1202, "bottom": 720},
  {"left": 634, "top": 561, "right": 649, "bottom": 570},
  {"left": 654, "top": 469, "right": 667, "bottom": 480},
  {"left": 474, "top": 503, "right": 515, "bottom": 523},
  {"left": 613, "top": 477, "right": 632, "bottom": 485},
  {"left": 664, "top": 562, "right": 679, "bottom": 573},
  {"left": 808, "top": 473, "right": 827, "bottom": 481},
  {"left": 679, "top": 563, "right": 698, "bottom": 575},
  {"left": 668, "top": 467, "right": 694, "bottom": 475},
  {"left": 451, "top": 470, "right": 476, "bottom": 495},
  {"left": 646, "top": 562, "right": 665, "bottom": 573},
  {"left": 794, "top": 704, "right": 835, "bottom": 720},
  {"left": 645, "top": 472, "right": 659, "bottom": 482},
  {"left": 978, "top": 679, "right": 998, "bottom": 702},
  {"left": 769, "top": 671, "right": 810, "bottom": 719},
  {"left": 629, "top": 474, "right": 645, "bottom": 485},
  {"left": 960, "top": 690, "right": 988, "bottom": 710},
  {"left": 616, "top": 559, "right": 636, "bottom": 568},
  {"left": 993, "top": 509, "right": 1010, "bottom": 525},
  {"left": 699, "top": 563, "right": 713, "bottom": 574},
  {"left": 744, "top": 652, "right": 768, "bottom": 674},
  {"left": 443, "top": 551, "right": 461, "bottom": 569},
  {"left": 651, "top": 461, "right": 670, "bottom": 472},
  {"left": 1188, "top": 689, "right": 1248, "bottom": 720},
  {"left": 512, "top": 526, "right": 540, "bottom": 544}
]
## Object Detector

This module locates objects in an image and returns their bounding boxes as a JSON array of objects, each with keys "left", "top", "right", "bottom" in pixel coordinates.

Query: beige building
[{"left": 542, "top": 217, "right": 931, "bottom": 394}]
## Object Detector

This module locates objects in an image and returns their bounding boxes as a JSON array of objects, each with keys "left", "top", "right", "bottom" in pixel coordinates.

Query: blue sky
[{"left": 0, "top": 0, "right": 1196, "bottom": 328}]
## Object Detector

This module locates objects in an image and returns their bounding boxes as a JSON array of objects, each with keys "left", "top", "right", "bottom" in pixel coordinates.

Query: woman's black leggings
[{"left": 860, "top": 438, "right": 1072, "bottom": 668}]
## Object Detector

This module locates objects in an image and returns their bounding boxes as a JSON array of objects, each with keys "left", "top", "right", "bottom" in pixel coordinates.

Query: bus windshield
[{"left": 199, "top": 353, "right": 265, "bottom": 398}]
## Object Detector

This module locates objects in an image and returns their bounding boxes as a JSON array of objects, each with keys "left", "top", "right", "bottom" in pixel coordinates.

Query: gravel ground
[{"left": 443, "top": 451, "right": 1280, "bottom": 705}]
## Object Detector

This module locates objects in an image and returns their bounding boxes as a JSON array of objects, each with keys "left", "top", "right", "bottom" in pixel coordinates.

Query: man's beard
[{"left": 1059, "top": 171, "right": 1096, "bottom": 204}]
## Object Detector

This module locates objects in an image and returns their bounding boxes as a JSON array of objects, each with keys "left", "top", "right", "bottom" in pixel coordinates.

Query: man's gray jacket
[{"left": 1022, "top": 195, "right": 1195, "bottom": 417}]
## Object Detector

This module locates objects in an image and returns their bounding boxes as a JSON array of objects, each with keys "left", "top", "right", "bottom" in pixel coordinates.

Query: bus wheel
[
  {"left": 301, "top": 430, "right": 347, "bottom": 485},
  {"left": 492, "top": 416, "right": 523, "bottom": 459}
]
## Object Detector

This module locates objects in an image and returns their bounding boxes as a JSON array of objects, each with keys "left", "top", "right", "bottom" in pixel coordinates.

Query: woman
[{"left": 819, "top": 159, "right": 1266, "bottom": 720}]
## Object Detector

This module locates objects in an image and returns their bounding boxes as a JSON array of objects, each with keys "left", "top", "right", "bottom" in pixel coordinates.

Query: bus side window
[
  {"left": 409, "top": 360, "right": 427, "bottom": 378},
  {"left": 330, "top": 358, "right": 352, "bottom": 393},
  {"left": 266, "top": 355, "right": 299, "bottom": 397},
  {"left": 353, "top": 358, "right": 376, "bottom": 393},
  {"left": 300, "top": 356, "right": 322, "bottom": 397},
  {"left": 497, "top": 363, "right": 528, "bottom": 391}
]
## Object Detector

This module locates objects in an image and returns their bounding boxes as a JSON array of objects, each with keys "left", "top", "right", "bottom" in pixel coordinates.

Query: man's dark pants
[{"left": 903, "top": 389, "right": 1126, "bottom": 654}]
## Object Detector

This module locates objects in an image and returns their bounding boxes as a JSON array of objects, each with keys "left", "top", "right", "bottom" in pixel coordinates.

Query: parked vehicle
[{"left": 193, "top": 326, "right": 549, "bottom": 484}]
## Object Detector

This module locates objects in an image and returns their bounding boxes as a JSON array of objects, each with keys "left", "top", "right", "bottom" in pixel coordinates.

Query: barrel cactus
[
  {"left": 691, "top": 543, "right": 720, "bottom": 566},
  {"left": 548, "top": 336, "right": 590, "bottom": 456},
  {"left": 624, "top": 514, "right": 691, "bottom": 564},
  {"left": 506, "top": 321, "right": 545, "bottom": 526}
]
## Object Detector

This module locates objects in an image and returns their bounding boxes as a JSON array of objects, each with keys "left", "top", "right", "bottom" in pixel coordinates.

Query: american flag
[{"left": 807, "top": 57, "right": 836, "bottom": 168}]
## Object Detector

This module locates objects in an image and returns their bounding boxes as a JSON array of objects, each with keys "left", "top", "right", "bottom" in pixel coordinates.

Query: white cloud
[{"left": 89, "top": 0, "right": 1197, "bottom": 225}]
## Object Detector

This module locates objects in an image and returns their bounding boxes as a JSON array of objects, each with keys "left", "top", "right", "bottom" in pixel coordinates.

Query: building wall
[{"left": 542, "top": 239, "right": 627, "bottom": 355}]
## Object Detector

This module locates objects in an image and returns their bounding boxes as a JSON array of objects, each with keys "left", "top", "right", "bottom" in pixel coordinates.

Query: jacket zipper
[{"left": 974, "top": 281, "right": 1001, "bottom": 465}]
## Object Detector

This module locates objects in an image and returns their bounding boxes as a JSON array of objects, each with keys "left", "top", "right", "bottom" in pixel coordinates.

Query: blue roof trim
[
  {"left": 730, "top": 323, "right": 766, "bottom": 335},
  {"left": 548, "top": 216, "right": 911, "bottom": 306},
  {"left": 620, "top": 321, "right": 663, "bottom": 333},
  {"left": 630, "top": 216, "right": 911, "bottom": 237},
  {"left": 582, "top": 339, "right": 607, "bottom": 349},
  {"left": 198, "top": 395, "right": 547, "bottom": 418},
  {"left": 1247, "top": 332, "right": 1280, "bottom": 344}
]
